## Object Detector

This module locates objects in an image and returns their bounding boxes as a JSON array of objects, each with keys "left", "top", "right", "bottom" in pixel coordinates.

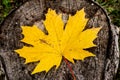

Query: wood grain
[{"left": 0, "top": 0, "right": 119, "bottom": 80}]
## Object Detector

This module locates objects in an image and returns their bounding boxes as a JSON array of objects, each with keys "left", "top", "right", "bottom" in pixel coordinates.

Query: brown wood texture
[{"left": 0, "top": 0, "right": 119, "bottom": 80}]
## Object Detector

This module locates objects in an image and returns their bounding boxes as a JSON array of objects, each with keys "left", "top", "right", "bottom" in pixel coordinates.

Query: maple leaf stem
[{"left": 63, "top": 57, "right": 76, "bottom": 80}]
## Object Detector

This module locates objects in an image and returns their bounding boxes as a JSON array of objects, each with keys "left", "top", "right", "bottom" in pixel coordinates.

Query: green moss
[
  {"left": 0, "top": 0, "right": 120, "bottom": 79},
  {"left": 96, "top": 0, "right": 120, "bottom": 26},
  {"left": 0, "top": 0, "right": 24, "bottom": 23},
  {"left": 0, "top": 0, "right": 12, "bottom": 22}
]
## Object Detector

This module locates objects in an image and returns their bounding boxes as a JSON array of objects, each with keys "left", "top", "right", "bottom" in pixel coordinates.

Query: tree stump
[{"left": 0, "top": 0, "right": 119, "bottom": 80}]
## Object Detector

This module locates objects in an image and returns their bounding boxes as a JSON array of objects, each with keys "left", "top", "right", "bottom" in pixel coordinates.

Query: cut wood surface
[{"left": 0, "top": 0, "right": 119, "bottom": 80}]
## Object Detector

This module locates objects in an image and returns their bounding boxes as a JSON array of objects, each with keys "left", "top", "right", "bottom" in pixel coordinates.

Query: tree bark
[{"left": 0, "top": 0, "right": 119, "bottom": 80}]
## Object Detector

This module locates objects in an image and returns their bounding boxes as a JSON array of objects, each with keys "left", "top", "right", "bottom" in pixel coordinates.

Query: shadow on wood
[{"left": 0, "top": 0, "right": 119, "bottom": 80}]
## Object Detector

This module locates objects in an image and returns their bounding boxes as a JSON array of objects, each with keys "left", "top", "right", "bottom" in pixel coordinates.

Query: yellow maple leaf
[{"left": 15, "top": 8, "right": 101, "bottom": 74}]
